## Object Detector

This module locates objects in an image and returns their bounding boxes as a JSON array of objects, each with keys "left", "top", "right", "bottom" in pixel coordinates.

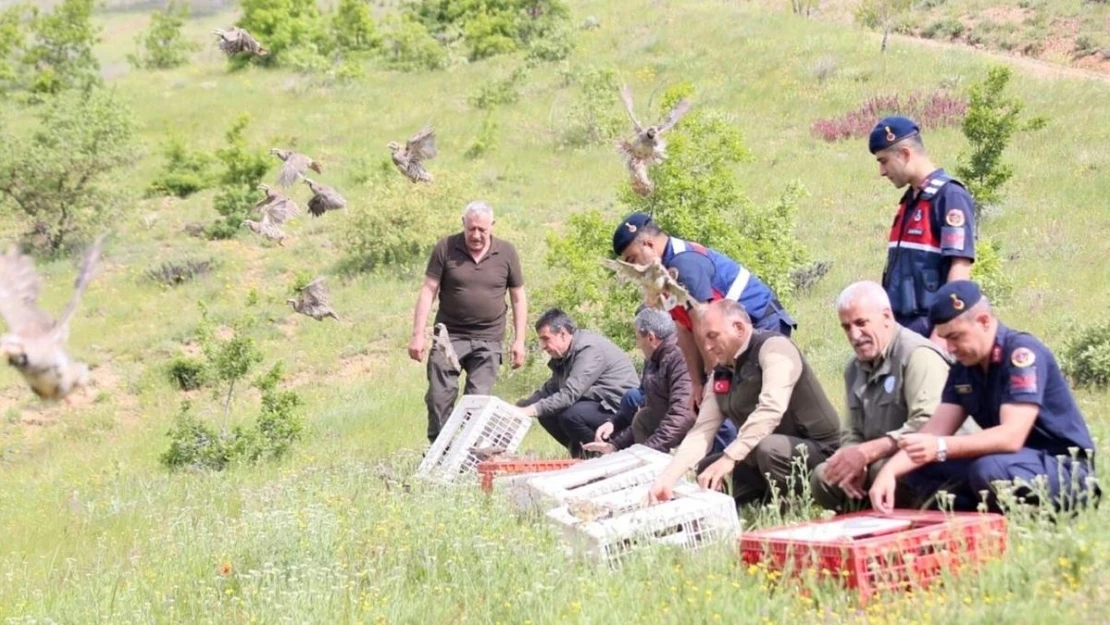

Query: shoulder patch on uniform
[
  {"left": 884, "top": 375, "right": 896, "bottom": 394},
  {"left": 945, "top": 209, "right": 965, "bottom": 227},
  {"left": 1011, "top": 347, "right": 1036, "bottom": 368},
  {"left": 955, "top": 384, "right": 973, "bottom": 395},
  {"left": 991, "top": 345, "right": 1003, "bottom": 364},
  {"left": 1010, "top": 371, "right": 1037, "bottom": 393}
]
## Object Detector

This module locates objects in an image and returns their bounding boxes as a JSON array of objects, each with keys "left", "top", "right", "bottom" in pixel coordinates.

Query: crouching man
[
  {"left": 584, "top": 308, "right": 696, "bottom": 455},
  {"left": 813, "top": 281, "right": 977, "bottom": 512},
  {"left": 649, "top": 300, "right": 841, "bottom": 506},
  {"left": 870, "top": 281, "right": 1100, "bottom": 514},
  {"left": 517, "top": 309, "right": 640, "bottom": 458}
]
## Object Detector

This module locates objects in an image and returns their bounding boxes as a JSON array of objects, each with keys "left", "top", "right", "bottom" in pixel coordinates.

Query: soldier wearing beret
[
  {"left": 869, "top": 116, "right": 976, "bottom": 341},
  {"left": 611, "top": 213, "right": 795, "bottom": 407},
  {"left": 869, "top": 280, "right": 1100, "bottom": 514}
]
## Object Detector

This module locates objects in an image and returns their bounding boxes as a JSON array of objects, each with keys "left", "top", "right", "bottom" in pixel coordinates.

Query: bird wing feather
[
  {"left": 54, "top": 233, "right": 105, "bottom": 341},
  {"left": 261, "top": 194, "right": 300, "bottom": 224},
  {"left": 619, "top": 85, "right": 643, "bottom": 132},
  {"left": 406, "top": 126, "right": 437, "bottom": 162},
  {"left": 0, "top": 247, "right": 54, "bottom": 338},
  {"left": 656, "top": 98, "right": 692, "bottom": 134},
  {"left": 277, "top": 153, "right": 311, "bottom": 187},
  {"left": 302, "top": 278, "right": 330, "bottom": 307}
]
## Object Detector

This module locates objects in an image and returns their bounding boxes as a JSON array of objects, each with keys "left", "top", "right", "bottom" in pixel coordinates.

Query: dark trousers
[
  {"left": 696, "top": 434, "right": 831, "bottom": 506},
  {"left": 901, "top": 448, "right": 1100, "bottom": 512},
  {"left": 424, "top": 338, "right": 501, "bottom": 443},
  {"left": 538, "top": 400, "right": 615, "bottom": 458},
  {"left": 617, "top": 387, "right": 737, "bottom": 454}
]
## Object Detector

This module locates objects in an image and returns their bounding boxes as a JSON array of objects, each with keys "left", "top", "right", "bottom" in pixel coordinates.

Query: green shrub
[
  {"left": 206, "top": 115, "right": 270, "bottom": 239},
  {"left": 465, "top": 113, "right": 499, "bottom": 159},
  {"left": 406, "top": 0, "right": 572, "bottom": 62},
  {"left": 146, "top": 258, "right": 215, "bottom": 287},
  {"left": 970, "top": 236, "right": 1013, "bottom": 304},
  {"left": 558, "top": 65, "right": 625, "bottom": 148},
  {"left": 250, "top": 362, "right": 304, "bottom": 461},
  {"left": 469, "top": 64, "right": 530, "bottom": 109},
  {"left": 0, "top": 0, "right": 101, "bottom": 96},
  {"left": 160, "top": 401, "right": 233, "bottom": 471},
  {"left": 128, "top": 0, "right": 196, "bottom": 70},
  {"left": 0, "top": 87, "right": 137, "bottom": 254},
  {"left": 921, "top": 17, "right": 965, "bottom": 40},
  {"left": 1062, "top": 320, "right": 1110, "bottom": 389},
  {"left": 234, "top": 0, "right": 329, "bottom": 69},
  {"left": 379, "top": 14, "right": 447, "bottom": 71},
  {"left": 167, "top": 356, "right": 207, "bottom": 391},
  {"left": 341, "top": 176, "right": 470, "bottom": 272},
  {"left": 331, "top": 0, "right": 381, "bottom": 54},
  {"left": 147, "top": 134, "right": 216, "bottom": 198}
]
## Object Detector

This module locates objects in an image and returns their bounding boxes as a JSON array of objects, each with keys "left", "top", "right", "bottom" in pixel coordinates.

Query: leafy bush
[
  {"left": 195, "top": 303, "right": 264, "bottom": 433},
  {"left": 234, "top": 0, "right": 329, "bottom": 69},
  {"left": 206, "top": 115, "right": 270, "bottom": 240},
  {"left": 146, "top": 258, "right": 215, "bottom": 286},
  {"left": 331, "top": 0, "right": 381, "bottom": 54},
  {"left": 811, "top": 91, "right": 967, "bottom": 142},
  {"left": 168, "top": 356, "right": 207, "bottom": 391},
  {"left": 525, "top": 21, "right": 574, "bottom": 63},
  {"left": 547, "top": 84, "right": 812, "bottom": 348},
  {"left": 341, "top": 176, "right": 470, "bottom": 272},
  {"left": 147, "top": 134, "right": 216, "bottom": 198},
  {"left": 160, "top": 401, "right": 233, "bottom": 471},
  {"left": 0, "top": 87, "right": 137, "bottom": 254},
  {"left": 558, "top": 65, "right": 625, "bottom": 148},
  {"left": 921, "top": 17, "right": 965, "bottom": 40},
  {"left": 0, "top": 0, "right": 101, "bottom": 96},
  {"left": 250, "top": 362, "right": 304, "bottom": 461},
  {"left": 1062, "top": 320, "right": 1110, "bottom": 389},
  {"left": 469, "top": 64, "right": 530, "bottom": 109},
  {"left": 128, "top": 0, "right": 197, "bottom": 70},
  {"left": 407, "top": 0, "right": 572, "bottom": 62},
  {"left": 465, "top": 113, "right": 499, "bottom": 159},
  {"left": 970, "top": 236, "right": 1013, "bottom": 304},
  {"left": 955, "top": 66, "right": 1047, "bottom": 217},
  {"left": 379, "top": 14, "right": 447, "bottom": 72}
]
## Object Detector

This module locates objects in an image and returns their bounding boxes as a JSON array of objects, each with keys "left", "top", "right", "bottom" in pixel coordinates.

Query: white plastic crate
[
  {"left": 506, "top": 445, "right": 673, "bottom": 512},
  {"left": 546, "top": 481, "right": 741, "bottom": 566},
  {"left": 416, "top": 395, "right": 533, "bottom": 484}
]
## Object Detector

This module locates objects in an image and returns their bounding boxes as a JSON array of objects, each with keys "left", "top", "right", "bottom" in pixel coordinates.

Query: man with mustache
[
  {"left": 647, "top": 299, "right": 840, "bottom": 507},
  {"left": 409, "top": 201, "right": 527, "bottom": 443},
  {"left": 812, "top": 281, "right": 972, "bottom": 512},
  {"left": 869, "top": 281, "right": 1099, "bottom": 514}
]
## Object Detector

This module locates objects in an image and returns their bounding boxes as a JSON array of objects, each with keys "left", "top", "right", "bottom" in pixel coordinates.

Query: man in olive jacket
[
  {"left": 517, "top": 309, "right": 640, "bottom": 457},
  {"left": 583, "top": 308, "right": 696, "bottom": 455}
]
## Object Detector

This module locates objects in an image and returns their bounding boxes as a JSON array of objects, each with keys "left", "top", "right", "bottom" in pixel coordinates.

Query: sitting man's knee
[{"left": 967, "top": 456, "right": 1013, "bottom": 492}]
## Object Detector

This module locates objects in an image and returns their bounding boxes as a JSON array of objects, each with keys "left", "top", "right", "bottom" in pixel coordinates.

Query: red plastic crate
[
  {"left": 477, "top": 458, "right": 583, "bottom": 493},
  {"left": 739, "top": 510, "right": 1007, "bottom": 605}
]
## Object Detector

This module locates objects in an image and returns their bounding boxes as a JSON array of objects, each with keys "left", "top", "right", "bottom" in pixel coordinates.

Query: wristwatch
[{"left": 936, "top": 437, "right": 948, "bottom": 463}]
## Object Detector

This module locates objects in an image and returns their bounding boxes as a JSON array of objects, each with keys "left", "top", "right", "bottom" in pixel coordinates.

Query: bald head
[
  {"left": 699, "top": 300, "right": 753, "bottom": 367},
  {"left": 837, "top": 281, "right": 895, "bottom": 363}
]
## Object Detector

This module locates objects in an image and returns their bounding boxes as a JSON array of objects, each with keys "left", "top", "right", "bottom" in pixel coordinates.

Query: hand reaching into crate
[{"left": 696, "top": 455, "right": 736, "bottom": 493}]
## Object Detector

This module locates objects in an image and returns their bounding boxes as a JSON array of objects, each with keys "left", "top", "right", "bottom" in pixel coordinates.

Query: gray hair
[
  {"left": 462, "top": 201, "right": 494, "bottom": 224},
  {"left": 712, "top": 299, "right": 751, "bottom": 324},
  {"left": 836, "top": 281, "right": 891, "bottom": 313},
  {"left": 634, "top": 307, "right": 675, "bottom": 340}
]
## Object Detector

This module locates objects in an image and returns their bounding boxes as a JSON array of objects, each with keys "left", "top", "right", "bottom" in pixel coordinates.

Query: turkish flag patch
[
  {"left": 941, "top": 226, "right": 966, "bottom": 251},
  {"left": 713, "top": 378, "right": 731, "bottom": 394},
  {"left": 1010, "top": 371, "right": 1038, "bottom": 393}
]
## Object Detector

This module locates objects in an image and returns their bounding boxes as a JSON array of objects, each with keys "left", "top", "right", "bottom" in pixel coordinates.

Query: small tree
[
  {"left": 0, "top": 87, "right": 137, "bottom": 254},
  {"left": 235, "top": 0, "right": 330, "bottom": 69},
  {"left": 147, "top": 133, "right": 217, "bottom": 198},
  {"left": 20, "top": 0, "right": 102, "bottom": 94},
  {"left": 956, "top": 65, "right": 1046, "bottom": 222},
  {"left": 207, "top": 115, "right": 269, "bottom": 239},
  {"left": 195, "top": 303, "right": 264, "bottom": 434},
  {"left": 128, "top": 0, "right": 197, "bottom": 70},
  {"left": 331, "top": 0, "right": 381, "bottom": 54},
  {"left": 854, "top": 0, "right": 912, "bottom": 53}
]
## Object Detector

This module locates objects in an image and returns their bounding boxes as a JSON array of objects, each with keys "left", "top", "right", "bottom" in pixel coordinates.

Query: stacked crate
[{"left": 415, "top": 395, "right": 533, "bottom": 485}]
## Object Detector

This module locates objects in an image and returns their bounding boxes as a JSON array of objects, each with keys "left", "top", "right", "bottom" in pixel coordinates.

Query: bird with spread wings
[
  {"left": 212, "top": 27, "right": 268, "bottom": 58},
  {"left": 302, "top": 178, "right": 347, "bottom": 217},
  {"left": 287, "top": 277, "right": 339, "bottom": 321},
  {"left": 601, "top": 257, "right": 700, "bottom": 313},
  {"left": 0, "top": 235, "right": 106, "bottom": 402},
  {"left": 616, "top": 85, "right": 692, "bottom": 197},
  {"left": 244, "top": 184, "right": 300, "bottom": 246},
  {"left": 388, "top": 125, "right": 438, "bottom": 183},
  {"left": 270, "top": 149, "right": 322, "bottom": 188}
]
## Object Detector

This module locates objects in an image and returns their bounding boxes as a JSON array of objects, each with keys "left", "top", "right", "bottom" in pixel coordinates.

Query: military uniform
[
  {"left": 902, "top": 282, "right": 1099, "bottom": 511},
  {"left": 811, "top": 324, "right": 958, "bottom": 511},
  {"left": 612, "top": 214, "right": 796, "bottom": 337},
  {"left": 870, "top": 117, "right": 977, "bottom": 337},
  {"left": 670, "top": 331, "right": 841, "bottom": 505}
]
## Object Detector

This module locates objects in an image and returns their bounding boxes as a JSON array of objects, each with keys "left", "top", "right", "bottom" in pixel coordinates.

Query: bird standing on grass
[
  {"left": 212, "top": 27, "right": 268, "bottom": 58},
  {"left": 617, "top": 85, "right": 692, "bottom": 197},
  {"left": 270, "top": 149, "right": 322, "bottom": 188},
  {"left": 388, "top": 125, "right": 438, "bottom": 183},
  {"left": 287, "top": 277, "right": 339, "bottom": 321},
  {"left": 0, "top": 234, "right": 106, "bottom": 402}
]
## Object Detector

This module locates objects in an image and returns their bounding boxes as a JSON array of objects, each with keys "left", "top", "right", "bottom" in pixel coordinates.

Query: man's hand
[
  {"left": 696, "top": 455, "right": 736, "bottom": 492},
  {"left": 839, "top": 471, "right": 867, "bottom": 500},
  {"left": 647, "top": 476, "right": 677, "bottom": 504},
  {"left": 510, "top": 339, "right": 526, "bottom": 369},
  {"left": 582, "top": 442, "right": 616, "bottom": 455},
  {"left": 869, "top": 469, "right": 898, "bottom": 514},
  {"left": 518, "top": 404, "right": 538, "bottom": 418},
  {"left": 594, "top": 421, "right": 614, "bottom": 442},
  {"left": 899, "top": 433, "right": 940, "bottom": 465},
  {"left": 821, "top": 445, "right": 869, "bottom": 486},
  {"left": 407, "top": 335, "right": 426, "bottom": 362}
]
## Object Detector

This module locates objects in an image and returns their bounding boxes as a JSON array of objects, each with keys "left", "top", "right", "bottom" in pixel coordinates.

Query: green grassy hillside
[{"left": 1, "top": 0, "right": 1108, "bottom": 623}]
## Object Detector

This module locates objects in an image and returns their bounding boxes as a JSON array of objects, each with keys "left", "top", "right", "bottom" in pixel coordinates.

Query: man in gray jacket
[
  {"left": 517, "top": 308, "right": 640, "bottom": 458},
  {"left": 583, "top": 308, "right": 696, "bottom": 455}
]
